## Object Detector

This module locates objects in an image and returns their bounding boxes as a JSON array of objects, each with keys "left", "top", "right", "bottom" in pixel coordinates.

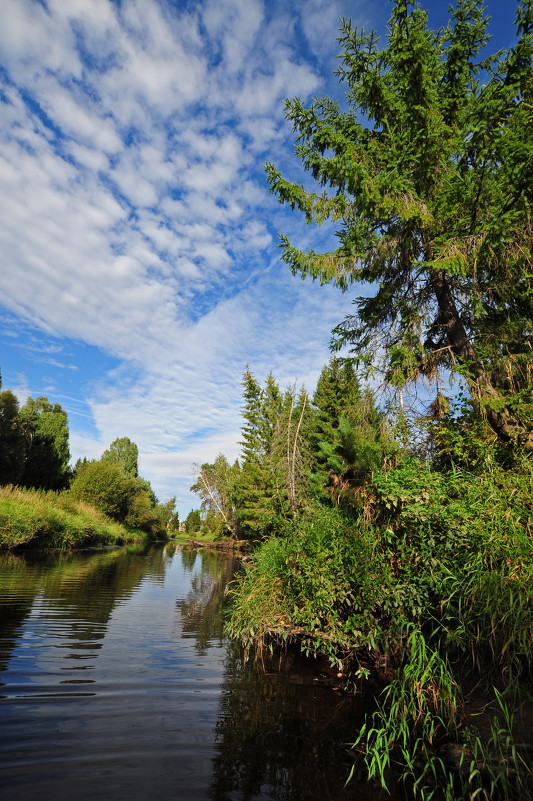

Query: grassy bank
[
  {"left": 226, "top": 457, "right": 533, "bottom": 799},
  {"left": 0, "top": 485, "right": 150, "bottom": 549}
]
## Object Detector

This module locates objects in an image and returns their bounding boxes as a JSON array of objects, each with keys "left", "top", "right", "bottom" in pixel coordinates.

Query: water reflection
[
  {"left": 208, "top": 646, "right": 390, "bottom": 801},
  {"left": 176, "top": 549, "right": 235, "bottom": 653},
  {"left": 0, "top": 545, "right": 392, "bottom": 801}
]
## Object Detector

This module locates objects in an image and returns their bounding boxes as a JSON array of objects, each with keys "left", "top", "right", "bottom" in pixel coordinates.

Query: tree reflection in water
[
  {"left": 172, "top": 547, "right": 391, "bottom": 800},
  {"left": 0, "top": 545, "right": 395, "bottom": 799},
  {"left": 209, "top": 640, "right": 391, "bottom": 801},
  {"left": 175, "top": 548, "right": 236, "bottom": 654}
]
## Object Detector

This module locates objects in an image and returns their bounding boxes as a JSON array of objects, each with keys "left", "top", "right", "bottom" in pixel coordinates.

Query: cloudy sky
[{"left": 0, "top": 0, "right": 518, "bottom": 514}]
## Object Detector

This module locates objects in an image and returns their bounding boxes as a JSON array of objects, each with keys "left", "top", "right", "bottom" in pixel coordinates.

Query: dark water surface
[{"left": 0, "top": 545, "right": 388, "bottom": 800}]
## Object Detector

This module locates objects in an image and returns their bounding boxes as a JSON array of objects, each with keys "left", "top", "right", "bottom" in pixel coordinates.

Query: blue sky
[{"left": 0, "top": 0, "right": 519, "bottom": 515}]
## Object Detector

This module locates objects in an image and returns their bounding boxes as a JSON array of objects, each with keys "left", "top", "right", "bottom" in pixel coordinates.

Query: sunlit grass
[{"left": 0, "top": 485, "right": 141, "bottom": 549}]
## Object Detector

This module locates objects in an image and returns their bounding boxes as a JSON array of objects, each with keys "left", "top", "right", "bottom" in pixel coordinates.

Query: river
[{"left": 0, "top": 544, "right": 391, "bottom": 800}]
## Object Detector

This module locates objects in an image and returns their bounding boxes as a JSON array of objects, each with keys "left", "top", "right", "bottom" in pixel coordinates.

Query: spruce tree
[
  {"left": 267, "top": 0, "right": 533, "bottom": 449},
  {"left": 310, "top": 359, "right": 392, "bottom": 506},
  {"left": 236, "top": 368, "right": 284, "bottom": 535}
]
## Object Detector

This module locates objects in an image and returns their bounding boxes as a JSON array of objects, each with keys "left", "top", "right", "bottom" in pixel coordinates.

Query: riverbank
[
  {"left": 0, "top": 485, "right": 156, "bottom": 549},
  {"left": 226, "top": 457, "right": 533, "bottom": 799}
]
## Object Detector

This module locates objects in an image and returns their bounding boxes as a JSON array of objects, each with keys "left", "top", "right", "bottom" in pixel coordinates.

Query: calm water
[{"left": 0, "top": 544, "right": 389, "bottom": 801}]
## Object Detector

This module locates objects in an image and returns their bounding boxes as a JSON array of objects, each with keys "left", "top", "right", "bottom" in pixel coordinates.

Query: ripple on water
[{"left": 0, "top": 546, "right": 393, "bottom": 801}]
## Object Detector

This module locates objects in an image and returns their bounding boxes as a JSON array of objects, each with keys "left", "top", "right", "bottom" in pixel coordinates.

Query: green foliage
[
  {"left": 0, "top": 390, "right": 25, "bottom": 484},
  {"left": 184, "top": 508, "right": 201, "bottom": 534},
  {"left": 0, "top": 485, "right": 139, "bottom": 549},
  {"left": 310, "top": 359, "right": 395, "bottom": 507},
  {"left": 191, "top": 454, "right": 240, "bottom": 536},
  {"left": 18, "top": 396, "right": 71, "bottom": 491},
  {"left": 352, "top": 627, "right": 458, "bottom": 798},
  {"left": 267, "top": 0, "right": 533, "bottom": 449},
  {"left": 282, "top": 508, "right": 395, "bottom": 659},
  {"left": 69, "top": 458, "right": 163, "bottom": 535},
  {"left": 199, "top": 507, "right": 227, "bottom": 539},
  {"left": 368, "top": 456, "right": 533, "bottom": 668},
  {"left": 228, "top": 506, "right": 396, "bottom": 666},
  {"left": 355, "top": 670, "right": 533, "bottom": 800},
  {"left": 169, "top": 509, "right": 180, "bottom": 529},
  {"left": 235, "top": 368, "right": 285, "bottom": 535},
  {"left": 154, "top": 496, "right": 177, "bottom": 529},
  {"left": 101, "top": 436, "right": 139, "bottom": 477},
  {"left": 69, "top": 460, "right": 132, "bottom": 521},
  {"left": 265, "top": 384, "right": 311, "bottom": 518},
  {"left": 0, "top": 389, "right": 72, "bottom": 491},
  {"left": 225, "top": 536, "right": 292, "bottom": 656},
  {"left": 227, "top": 453, "right": 533, "bottom": 797}
]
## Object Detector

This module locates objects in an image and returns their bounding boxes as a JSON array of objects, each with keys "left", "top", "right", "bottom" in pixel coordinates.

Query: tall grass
[
  {"left": 228, "top": 537, "right": 292, "bottom": 659},
  {"left": 0, "top": 485, "right": 140, "bottom": 549}
]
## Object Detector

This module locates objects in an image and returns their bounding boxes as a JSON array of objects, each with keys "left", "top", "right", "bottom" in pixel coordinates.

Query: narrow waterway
[{"left": 0, "top": 544, "right": 391, "bottom": 800}]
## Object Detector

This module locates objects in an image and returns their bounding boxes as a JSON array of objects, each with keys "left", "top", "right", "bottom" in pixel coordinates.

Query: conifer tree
[
  {"left": 267, "top": 0, "right": 533, "bottom": 449},
  {"left": 236, "top": 368, "right": 284, "bottom": 535},
  {"left": 310, "top": 359, "right": 392, "bottom": 506},
  {"left": 239, "top": 366, "right": 265, "bottom": 464}
]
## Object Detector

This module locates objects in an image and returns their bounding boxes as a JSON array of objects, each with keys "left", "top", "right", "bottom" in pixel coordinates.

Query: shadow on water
[
  {"left": 209, "top": 645, "right": 390, "bottom": 801},
  {"left": 179, "top": 549, "right": 392, "bottom": 801},
  {"left": 0, "top": 545, "right": 394, "bottom": 801}
]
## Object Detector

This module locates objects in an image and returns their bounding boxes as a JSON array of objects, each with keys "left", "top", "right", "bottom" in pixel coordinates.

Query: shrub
[{"left": 69, "top": 460, "right": 164, "bottom": 535}]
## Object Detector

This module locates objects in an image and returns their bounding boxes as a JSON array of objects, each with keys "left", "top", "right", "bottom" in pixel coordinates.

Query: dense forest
[{"left": 191, "top": 1, "right": 533, "bottom": 799}]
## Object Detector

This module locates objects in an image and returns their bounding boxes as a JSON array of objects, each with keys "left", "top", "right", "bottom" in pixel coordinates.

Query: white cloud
[
  {"left": 0, "top": 0, "right": 361, "bottom": 513},
  {"left": 0, "top": 0, "right": 82, "bottom": 79}
]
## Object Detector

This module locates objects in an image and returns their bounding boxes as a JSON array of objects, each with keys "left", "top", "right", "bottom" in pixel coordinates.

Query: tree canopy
[
  {"left": 0, "top": 394, "right": 72, "bottom": 490},
  {"left": 266, "top": 0, "right": 533, "bottom": 449},
  {"left": 101, "top": 436, "right": 139, "bottom": 477},
  {"left": 310, "top": 359, "right": 393, "bottom": 507}
]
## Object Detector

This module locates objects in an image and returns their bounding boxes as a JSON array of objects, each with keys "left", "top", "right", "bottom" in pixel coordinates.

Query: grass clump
[
  {"left": 0, "top": 485, "right": 141, "bottom": 549},
  {"left": 228, "top": 536, "right": 292, "bottom": 657}
]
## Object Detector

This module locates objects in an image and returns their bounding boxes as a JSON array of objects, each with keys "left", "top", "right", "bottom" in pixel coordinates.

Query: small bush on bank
[
  {"left": 69, "top": 460, "right": 165, "bottom": 537},
  {"left": 227, "top": 536, "right": 291, "bottom": 656}
]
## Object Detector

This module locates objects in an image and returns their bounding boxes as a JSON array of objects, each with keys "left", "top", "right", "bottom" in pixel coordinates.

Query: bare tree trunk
[
  {"left": 286, "top": 389, "right": 307, "bottom": 515},
  {"left": 290, "top": 394, "right": 307, "bottom": 514},
  {"left": 195, "top": 471, "right": 235, "bottom": 536},
  {"left": 286, "top": 390, "right": 295, "bottom": 513}
]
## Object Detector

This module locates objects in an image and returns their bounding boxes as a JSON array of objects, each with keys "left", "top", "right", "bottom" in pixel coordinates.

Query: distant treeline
[{"left": 0, "top": 369, "right": 178, "bottom": 546}]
